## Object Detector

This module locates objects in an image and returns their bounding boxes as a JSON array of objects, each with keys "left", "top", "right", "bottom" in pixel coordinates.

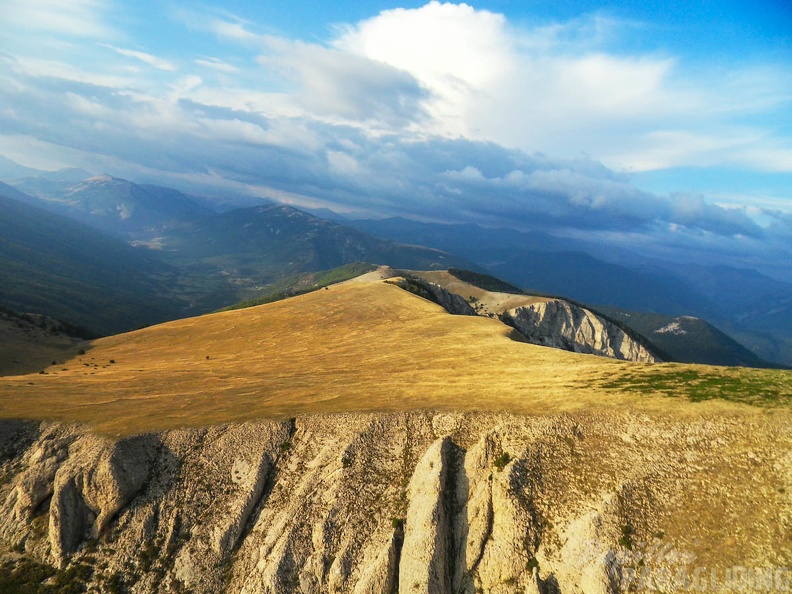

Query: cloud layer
[
  {"left": 333, "top": 3, "right": 792, "bottom": 172},
  {"left": 0, "top": 1, "right": 790, "bottom": 276}
]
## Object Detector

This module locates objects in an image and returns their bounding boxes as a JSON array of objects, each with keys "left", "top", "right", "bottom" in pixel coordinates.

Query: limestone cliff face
[
  {"left": 421, "top": 282, "right": 477, "bottom": 317},
  {"left": 0, "top": 412, "right": 788, "bottom": 593},
  {"left": 397, "top": 278, "right": 477, "bottom": 317},
  {"left": 502, "top": 300, "right": 661, "bottom": 363}
]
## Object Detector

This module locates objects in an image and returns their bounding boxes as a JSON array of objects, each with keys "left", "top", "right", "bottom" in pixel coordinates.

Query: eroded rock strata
[
  {"left": 0, "top": 412, "right": 788, "bottom": 592},
  {"left": 502, "top": 300, "right": 661, "bottom": 363}
]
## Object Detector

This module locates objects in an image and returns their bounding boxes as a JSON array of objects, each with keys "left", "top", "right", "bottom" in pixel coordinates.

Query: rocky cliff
[
  {"left": 501, "top": 300, "right": 662, "bottom": 363},
  {"left": 417, "top": 280, "right": 477, "bottom": 317},
  {"left": 388, "top": 276, "right": 478, "bottom": 317},
  {"left": 406, "top": 270, "right": 663, "bottom": 364},
  {"left": 0, "top": 411, "right": 788, "bottom": 593}
]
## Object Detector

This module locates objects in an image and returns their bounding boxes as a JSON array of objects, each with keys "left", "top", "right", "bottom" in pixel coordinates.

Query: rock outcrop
[
  {"left": 0, "top": 412, "right": 788, "bottom": 593},
  {"left": 502, "top": 300, "right": 662, "bottom": 362},
  {"left": 394, "top": 276, "right": 477, "bottom": 317},
  {"left": 420, "top": 282, "right": 478, "bottom": 317},
  {"left": 397, "top": 272, "right": 661, "bottom": 363}
]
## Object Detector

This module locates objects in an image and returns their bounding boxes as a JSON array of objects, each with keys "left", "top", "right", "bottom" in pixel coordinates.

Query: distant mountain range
[
  {"left": 599, "top": 309, "right": 786, "bottom": 369},
  {"left": 9, "top": 174, "right": 214, "bottom": 238},
  {"left": 350, "top": 216, "right": 792, "bottom": 366},
  {"left": 1, "top": 161, "right": 789, "bottom": 367},
  {"left": 0, "top": 180, "right": 472, "bottom": 333}
]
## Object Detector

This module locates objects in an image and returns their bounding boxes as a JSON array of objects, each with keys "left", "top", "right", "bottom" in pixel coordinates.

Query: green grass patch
[
  {"left": 0, "top": 556, "right": 94, "bottom": 594},
  {"left": 619, "top": 524, "right": 634, "bottom": 550},
  {"left": 493, "top": 451, "right": 512, "bottom": 471},
  {"left": 601, "top": 366, "right": 792, "bottom": 407}
]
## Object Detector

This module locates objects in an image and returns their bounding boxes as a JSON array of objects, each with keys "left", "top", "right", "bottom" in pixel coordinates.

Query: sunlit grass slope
[{"left": 1, "top": 279, "right": 790, "bottom": 436}]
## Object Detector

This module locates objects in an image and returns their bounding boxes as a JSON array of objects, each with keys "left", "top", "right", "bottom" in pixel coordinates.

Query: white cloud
[
  {"left": 100, "top": 44, "right": 177, "bottom": 72},
  {"left": 335, "top": 3, "right": 512, "bottom": 89},
  {"left": 169, "top": 75, "right": 203, "bottom": 99},
  {"left": 2, "top": 0, "right": 114, "bottom": 38},
  {"left": 732, "top": 147, "right": 792, "bottom": 173},
  {"left": 259, "top": 37, "right": 428, "bottom": 129},
  {"left": 212, "top": 19, "right": 258, "bottom": 42},
  {"left": 332, "top": 2, "right": 792, "bottom": 173},
  {"left": 65, "top": 91, "right": 116, "bottom": 118},
  {"left": 194, "top": 57, "right": 240, "bottom": 74},
  {"left": 173, "top": 7, "right": 260, "bottom": 44},
  {"left": 7, "top": 55, "right": 136, "bottom": 90},
  {"left": 611, "top": 129, "right": 759, "bottom": 171},
  {"left": 327, "top": 150, "right": 359, "bottom": 175},
  {"left": 334, "top": 2, "right": 513, "bottom": 136}
]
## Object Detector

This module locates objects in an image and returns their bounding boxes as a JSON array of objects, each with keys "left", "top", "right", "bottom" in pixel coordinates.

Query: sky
[{"left": 1, "top": 0, "right": 791, "bottom": 276}]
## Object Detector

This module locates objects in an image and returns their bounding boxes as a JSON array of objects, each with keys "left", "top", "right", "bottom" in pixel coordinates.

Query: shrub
[
  {"left": 619, "top": 524, "right": 634, "bottom": 550},
  {"left": 494, "top": 452, "right": 511, "bottom": 471}
]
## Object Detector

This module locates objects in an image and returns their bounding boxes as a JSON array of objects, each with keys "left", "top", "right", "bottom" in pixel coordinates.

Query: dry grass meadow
[{"left": 1, "top": 277, "right": 790, "bottom": 437}]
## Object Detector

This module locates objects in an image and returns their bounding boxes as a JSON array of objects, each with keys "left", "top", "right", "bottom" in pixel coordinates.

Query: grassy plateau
[{"left": 0, "top": 275, "right": 789, "bottom": 437}]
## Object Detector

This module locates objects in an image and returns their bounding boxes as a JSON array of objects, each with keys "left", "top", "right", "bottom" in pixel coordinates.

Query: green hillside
[
  {"left": 153, "top": 204, "right": 474, "bottom": 310},
  {"left": 0, "top": 189, "right": 184, "bottom": 335},
  {"left": 0, "top": 185, "right": 476, "bottom": 332},
  {"left": 600, "top": 308, "right": 785, "bottom": 369}
]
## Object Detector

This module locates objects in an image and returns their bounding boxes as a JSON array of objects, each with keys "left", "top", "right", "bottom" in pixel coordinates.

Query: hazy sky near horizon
[{"left": 1, "top": 0, "right": 791, "bottom": 268}]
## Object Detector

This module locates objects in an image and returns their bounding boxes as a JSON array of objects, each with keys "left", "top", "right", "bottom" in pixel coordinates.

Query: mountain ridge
[
  {"left": 9, "top": 174, "right": 215, "bottom": 238},
  {"left": 350, "top": 215, "right": 792, "bottom": 366},
  {"left": 0, "top": 188, "right": 475, "bottom": 333},
  {"left": 0, "top": 264, "right": 789, "bottom": 593},
  {"left": 402, "top": 270, "right": 665, "bottom": 363}
]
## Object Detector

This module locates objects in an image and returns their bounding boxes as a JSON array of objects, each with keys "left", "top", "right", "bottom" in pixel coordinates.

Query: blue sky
[{"left": 1, "top": 0, "right": 790, "bottom": 275}]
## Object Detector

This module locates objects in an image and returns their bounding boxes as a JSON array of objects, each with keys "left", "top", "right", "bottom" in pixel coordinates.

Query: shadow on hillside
[{"left": 0, "top": 341, "right": 93, "bottom": 377}]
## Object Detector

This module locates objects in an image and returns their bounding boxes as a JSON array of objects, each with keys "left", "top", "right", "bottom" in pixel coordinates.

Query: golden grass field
[{"left": 1, "top": 277, "right": 790, "bottom": 437}]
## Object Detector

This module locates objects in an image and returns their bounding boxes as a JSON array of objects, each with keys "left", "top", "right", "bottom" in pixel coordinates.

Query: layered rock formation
[
  {"left": 419, "top": 281, "right": 477, "bottom": 317},
  {"left": 502, "top": 300, "right": 662, "bottom": 363},
  {"left": 0, "top": 412, "right": 787, "bottom": 593},
  {"left": 403, "top": 271, "right": 662, "bottom": 363}
]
